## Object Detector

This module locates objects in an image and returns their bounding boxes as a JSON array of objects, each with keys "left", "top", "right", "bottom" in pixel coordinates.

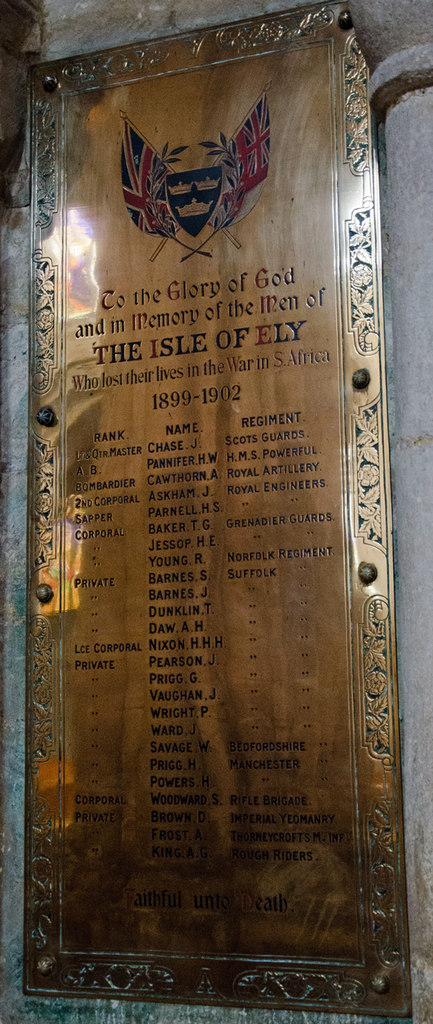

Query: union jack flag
[
  {"left": 235, "top": 93, "right": 270, "bottom": 194},
  {"left": 121, "top": 117, "right": 171, "bottom": 234}
]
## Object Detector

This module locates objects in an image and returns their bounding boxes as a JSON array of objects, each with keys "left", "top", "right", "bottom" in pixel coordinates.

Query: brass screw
[
  {"left": 352, "top": 368, "right": 370, "bottom": 391},
  {"left": 36, "top": 406, "right": 56, "bottom": 427},
  {"left": 358, "top": 562, "right": 378, "bottom": 586},
  {"left": 36, "top": 583, "right": 54, "bottom": 604},
  {"left": 43, "top": 75, "right": 58, "bottom": 92},
  {"left": 37, "top": 954, "right": 56, "bottom": 976},
  {"left": 338, "top": 9, "right": 353, "bottom": 30},
  {"left": 371, "top": 973, "right": 390, "bottom": 994}
]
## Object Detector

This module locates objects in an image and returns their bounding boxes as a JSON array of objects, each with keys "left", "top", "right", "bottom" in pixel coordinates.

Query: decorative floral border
[
  {"left": 343, "top": 36, "right": 370, "bottom": 176},
  {"left": 347, "top": 202, "right": 379, "bottom": 356},
  {"left": 30, "top": 791, "right": 55, "bottom": 952},
  {"left": 35, "top": 101, "right": 57, "bottom": 229},
  {"left": 30, "top": 615, "right": 54, "bottom": 764},
  {"left": 369, "top": 800, "right": 400, "bottom": 968},
  {"left": 29, "top": 616, "right": 55, "bottom": 952},
  {"left": 233, "top": 969, "right": 365, "bottom": 1005},
  {"left": 31, "top": 436, "right": 56, "bottom": 571},
  {"left": 57, "top": 962, "right": 365, "bottom": 1006},
  {"left": 60, "top": 961, "right": 175, "bottom": 994},
  {"left": 61, "top": 46, "right": 168, "bottom": 85},
  {"left": 33, "top": 252, "right": 57, "bottom": 394},
  {"left": 352, "top": 399, "right": 385, "bottom": 551},
  {"left": 57, "top": 7, "right": 333, "bottom": 75},
  {"left": 360, "top": 596, "right": 393, "bottom": 764},
  {"left": 216, "top": 5, "right": 333, "bottom": 53}
]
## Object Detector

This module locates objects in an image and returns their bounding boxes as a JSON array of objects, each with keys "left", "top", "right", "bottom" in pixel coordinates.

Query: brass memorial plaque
[{"left": 26, "top": 3, "right": 410, "bottom": 1013}]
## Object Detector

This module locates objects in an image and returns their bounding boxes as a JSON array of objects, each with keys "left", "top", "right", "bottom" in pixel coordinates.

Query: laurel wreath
[
  {"left": 200, "top": 133, "right": 245, "bottom": 229},
  {"left": 144, "top": 143, "right": 187, "bottom": 237}
]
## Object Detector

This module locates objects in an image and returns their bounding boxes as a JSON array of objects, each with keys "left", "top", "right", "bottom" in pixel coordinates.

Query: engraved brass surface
[{"left": 26, "top": 3, "right": 410, "bottom": 1013}]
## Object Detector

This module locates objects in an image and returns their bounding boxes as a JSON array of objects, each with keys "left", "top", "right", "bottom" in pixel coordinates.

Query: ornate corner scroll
[
  {"left": 234, "top": 969, "right": 366, "bottom": 1007},
  {"left": 352, "top": 399, "right": 385, "bottom": 550},
  {"left": 31, "top": 435, "right": 56, "bottom": 572},
  {"left": 360, "top": 596, "right": 393, "bottom": 764},
  {"left": 33, "top": 251, "right": 57, "bottom": 394},
  {"left": 369, "top": 800, "right": 400, "bottom": 968},
  {"left": 35, "top": 101, "right": 57, "bottom": 229},
  {"left": 216, "top": 5, "right": 333, "bottom": 53},
  {"left": 343, "top": 37, "right": 370, "bottom": 175},
  {"left": 61, "top": 46, "right": 168, "bottom": 86}
]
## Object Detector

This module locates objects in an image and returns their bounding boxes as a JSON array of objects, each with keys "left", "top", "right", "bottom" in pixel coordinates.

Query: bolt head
[
  {"left": 371, "top": 973, "right": 390, "bottom": 994},
  {"left": 36, "top": 583, "right": 54, "bottom": 604},
  {"left": 36, "top": 406, "right": 56, "bottom": 427},
  {"left": 358, "top": 562, "right": 378, "bottom": 586},
  {"left": 43, "top": 75, "right": 58, "bottom": 92},
  {"left": 338, "top": 9, "right": 353, "bottom": 30},
  {"left": 352, "top": 368, "right": 371, "bottom": 391},
  {"left": 37, "top": 954, "right": 56, "bottom": 976}
]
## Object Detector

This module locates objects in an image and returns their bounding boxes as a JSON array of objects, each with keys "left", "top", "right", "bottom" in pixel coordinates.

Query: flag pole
[
  {"left": 150, "top": 238, "right": 168, "bottom": 262},
  {"left": 120, "top": 110, "right": 159, "bottom": 157},
  {"left": 222, "top": 228, "right": 241, "bottom": 249}
]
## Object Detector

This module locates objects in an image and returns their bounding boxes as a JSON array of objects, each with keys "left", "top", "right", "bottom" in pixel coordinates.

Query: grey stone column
[
  {"left": 0, "top": 0, "right": 41, "bottom": 202},
  {"left": 351, "top": 4, "right": 433, "bottom": 1023}
]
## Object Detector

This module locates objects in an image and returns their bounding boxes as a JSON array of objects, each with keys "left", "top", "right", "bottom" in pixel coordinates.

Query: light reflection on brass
[
  {"left": 26, "top": 3, "right": 410, "bottom": 1015},
  {"left": 67, "top": 208, "right": 98, "bottom": 317}
]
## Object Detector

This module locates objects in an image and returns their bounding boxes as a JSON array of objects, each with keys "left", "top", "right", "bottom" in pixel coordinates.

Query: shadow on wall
[{"left": 0, "top": 0, "right": 42, "bottom": 200}]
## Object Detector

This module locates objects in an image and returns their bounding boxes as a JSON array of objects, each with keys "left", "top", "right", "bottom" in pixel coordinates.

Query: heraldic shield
[{"left": 166, "top": 167, "right": 222, "bottom": 237}]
